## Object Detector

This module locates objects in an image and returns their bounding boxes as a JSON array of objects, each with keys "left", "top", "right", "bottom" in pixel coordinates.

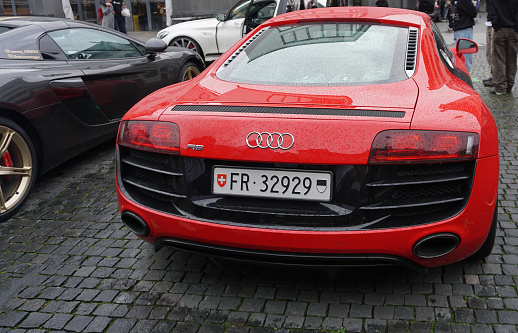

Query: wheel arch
[
  {"left": 0, "top": 108, "right": 43, "bottom": 176},
  {"left": 184, "top": 55, "right": 205, "bottom": 73},
  {"left": 167, "top": 34, "right": 213, "bottom": 59}
]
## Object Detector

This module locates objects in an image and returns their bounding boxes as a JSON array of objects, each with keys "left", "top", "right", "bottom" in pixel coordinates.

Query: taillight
[
  {"left": 369, "top": 130, "right": 479, "bottom": 164},
  {"left": 117, "top": 120, "right": 180, "bottom": 154}
]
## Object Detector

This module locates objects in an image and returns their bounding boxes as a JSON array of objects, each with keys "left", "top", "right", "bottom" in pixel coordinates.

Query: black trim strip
[
  {"left": 123, "top": 176, "right": 187, "bottom": 199},
  {"left": 172, "top": 105, "right": 406, "bottom": 118},
  {"left": 155, "top": 237, "right": 425, "bottom": 271}
]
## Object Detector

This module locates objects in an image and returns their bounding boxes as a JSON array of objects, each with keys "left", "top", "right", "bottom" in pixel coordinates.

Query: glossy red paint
[{"left": 117, "top": 7, "right": 499, "bottom": 268}]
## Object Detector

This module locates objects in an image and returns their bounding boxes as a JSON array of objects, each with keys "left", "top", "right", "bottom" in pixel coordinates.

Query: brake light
[
  {"left": 117, "top": 120, "right": 180, "bottom": 154},
  {"left": 369, "top": 130, "right": 479, "bottom": 164}
]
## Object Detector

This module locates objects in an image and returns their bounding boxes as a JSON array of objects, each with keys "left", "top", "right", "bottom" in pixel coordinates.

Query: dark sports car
[
  {"left": 0, "top": 17, "right": 204, "bottom": 221},
  {"left": 116, "top": 7, "right": 499, "bottom": 269}
]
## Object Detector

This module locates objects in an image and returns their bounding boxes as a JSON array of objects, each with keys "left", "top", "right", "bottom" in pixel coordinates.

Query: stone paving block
[
  {"left": 18, "top": 312, "right": 52, "bottom": 328},
  {"left": 302, "top": 316, "right": 322, "bottom": 330},
  {"left": 306, "top": 302, "right": 327, "bottom": 316},
  {"left": 494, "top": 324, "right": 518, "bottom": 333},
  {"left": 63, "top": 315, "right": 94, "bottom": 332},
  {"left": 106, "top": 318, "right": 137, "bottom": 333},
  {"left": 17, "top": 299, "right": 45, "bottom": 312},
  {"left": 205, "top": 309, "right": 229, "bottom": 323},
  {"left": 498, "top": 310, "right": 518, "bottom": 325},
  {"left": 226, "top": 311, "right": 249, "bottom": 325},
  {"left": 42, "top": 313, "right": 72, "bottom": 330},
  {"left": 240, "top": 298, "right": 265, "bottom": 312},
  {"left": 342, "top": 318, "right": 363, "bottom": 332},
  {"left": 129, "top": 319, "right": 156, "bottom": 333},
  {"left": 0, "top": 311, "right": 27, "bottom": 328},
  {"left": 248, "top": 313, "right": 266, "bottom": 326},
  {"left": 264, "top": 314, "right": 285, "bottom": 328}
]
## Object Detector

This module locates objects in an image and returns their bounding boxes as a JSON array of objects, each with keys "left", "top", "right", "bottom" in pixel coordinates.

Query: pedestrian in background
[
  {"left": 486, "top": 0, "right": 518, "bottom": 95},
  {"left": 451, "top": 0, "right": 478, "bottom": 71},
  {"left": 112, "top": 0, "right": 127, "bottom": 34},
  {"left": 100, "top": 0, "right": 115, "bottom": 29},
  {"left": 483, "top": 18, "right": 494, "bottom": 87}
]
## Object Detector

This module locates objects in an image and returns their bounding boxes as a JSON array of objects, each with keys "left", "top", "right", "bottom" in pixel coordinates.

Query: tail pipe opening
[
  {"left": 413, "top": 233, "right": 460, "bottom": 259},
  {"left": 121, "top": 211, "right": 149, "bottom": 236}
]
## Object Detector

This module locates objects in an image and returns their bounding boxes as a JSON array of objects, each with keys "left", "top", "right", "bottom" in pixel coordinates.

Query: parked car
[
  {"left": 157, "top": 0, "right": 331, "bottom": 62},
  {"left": 117, "top": 7, "right": 499, "bottom": 269},
  {"left": 416, "top": 0, "right": 442, "bottom": 21},
  {"left": 0, "top": 17, "right": 204, "bottom": 222}
]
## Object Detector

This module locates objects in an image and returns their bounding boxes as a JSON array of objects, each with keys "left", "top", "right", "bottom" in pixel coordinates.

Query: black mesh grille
[
  {"left": 129, "top": 149, "right": 169, "bottom": 165},
  {"left": 130, "top": 167, "right": 173, "bottom": 187},
  {"left": 393, "top": 182, "right": 462, "bottom": 199},
  {"left": 117, "top": 146, "right": 475, "bottom": 231}
]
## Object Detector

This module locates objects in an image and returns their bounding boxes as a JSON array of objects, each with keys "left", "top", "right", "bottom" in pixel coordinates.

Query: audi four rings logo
[{"left": 246, "top": 132, "right": 295, "bottom": 150}]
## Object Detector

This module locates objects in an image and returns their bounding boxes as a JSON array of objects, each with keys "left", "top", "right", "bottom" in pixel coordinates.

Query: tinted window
[
  {"left": 48, "top": 28, "right": 143, "bottom": 60},
  {"left": 217, "top": 23, "right": 409, "bottom": 86},
  {"left": 228, "top": 0, "right": 252, "bottom": 19},
  {"left": 431, "top": 21, "right": 455, "bottom": 68}
]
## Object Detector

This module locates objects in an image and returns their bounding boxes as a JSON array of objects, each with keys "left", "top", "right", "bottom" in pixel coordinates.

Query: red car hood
[{"left": 159, "top": 76, "right": 418, "bottom": 165}]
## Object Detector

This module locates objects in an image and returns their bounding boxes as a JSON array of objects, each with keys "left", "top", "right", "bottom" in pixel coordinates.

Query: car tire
[
  {"left": 0, "top": 118, "right": 37, "bottom": 222},
  {"left": 171, "top": 37, "right": 203, "bottom": 56},
  {"left": 179, "top": 62, "right": 202, "bottom": 82},
  {"left": 470, "top": 204, "right": 498, "bottom": 260}
]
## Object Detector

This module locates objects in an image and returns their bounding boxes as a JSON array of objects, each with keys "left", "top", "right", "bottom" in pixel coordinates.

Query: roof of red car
[{"left": 265, "top": 6, "right": 427, "bottom": 28}]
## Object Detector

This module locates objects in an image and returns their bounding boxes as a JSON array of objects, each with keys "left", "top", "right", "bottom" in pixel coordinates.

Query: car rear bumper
[{"left": 116, "top": 155, "right": 499, "bottom": 268}]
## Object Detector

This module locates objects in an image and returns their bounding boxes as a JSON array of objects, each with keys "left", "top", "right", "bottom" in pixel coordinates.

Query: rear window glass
[{"left": 216, "top": 23, "right": 410, "bottom": 86}]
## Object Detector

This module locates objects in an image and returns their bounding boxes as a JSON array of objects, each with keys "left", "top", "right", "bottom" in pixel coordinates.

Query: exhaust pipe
[
  {"left": 121, "top": 211, "right": 149, "bottom": 236},
  {"left": 413, "top": 233, "right": 460, "bottom": 259}
]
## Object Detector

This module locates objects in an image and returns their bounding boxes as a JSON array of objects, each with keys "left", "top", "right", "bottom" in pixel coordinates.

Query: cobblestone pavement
[{"left": 1, "top": 23, "right": 518, "bottom": 333}]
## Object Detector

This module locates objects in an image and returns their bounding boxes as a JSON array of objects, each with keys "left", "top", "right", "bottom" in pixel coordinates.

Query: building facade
[
  {"left": 0, "top": 0, "right": 237, "bottom": 31},
  {"left": 2, "top": 0, "right": 430, "bottom": 32}
]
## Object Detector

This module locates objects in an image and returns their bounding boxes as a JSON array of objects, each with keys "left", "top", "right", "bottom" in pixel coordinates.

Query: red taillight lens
[
  {"left": 117, "top": 120, "right": 180, "bottom": 154},
  {"left": 369, "top": 130, "right": 479, "bottom": 164}
]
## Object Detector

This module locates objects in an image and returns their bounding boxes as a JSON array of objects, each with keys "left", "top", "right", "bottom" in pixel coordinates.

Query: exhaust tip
[
  {"left": 413, "top": 233, "right": 460, "bottom": 259},
  {"left": 121, "top": 211, "right": 149, "bottom": 236}
]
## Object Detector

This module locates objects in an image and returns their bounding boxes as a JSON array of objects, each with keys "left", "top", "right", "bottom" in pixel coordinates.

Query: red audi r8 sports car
[{"left": 116, "top": 7, "right": 499, "bottom": 269}]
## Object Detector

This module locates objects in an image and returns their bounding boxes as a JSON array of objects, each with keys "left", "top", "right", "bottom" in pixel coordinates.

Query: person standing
[
  {"left": 451, "top": 0, "right": 478, "bottom": 71},
  {"left": 486, "top": 0, "right": 518, "bottom": 95},
  {"left": 100, "top": 0, "right": 115, "bottom": 29},
  {"left": 112, "top": 0, "right": 127, "bottom": 34},
  {"left": 483, "top": 18, "right": 494, "bottom": 87}
]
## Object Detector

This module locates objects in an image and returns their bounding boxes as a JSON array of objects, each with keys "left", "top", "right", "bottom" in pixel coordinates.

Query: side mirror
[
  {"left": 217, "top": 13, "right": 226, "bottom": 21},
  {"left": 456, "top": 38, "right": 478, "bottom": 55},
  {"left": 145, "top": 38, "right": 168, "bottom": 55}
]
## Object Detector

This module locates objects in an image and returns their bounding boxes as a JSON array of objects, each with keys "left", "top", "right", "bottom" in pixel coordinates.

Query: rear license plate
[{"left": 212, "top": 166, "right": 332, "bottom": 202}]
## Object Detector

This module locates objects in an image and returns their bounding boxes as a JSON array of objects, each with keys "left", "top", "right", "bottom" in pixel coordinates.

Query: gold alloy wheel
[
  {"left": 0, "top": 125, "right": 33, "bottom": 215},
  {"left": 181, "top": 65, "right": 201, "bottom": 82}
]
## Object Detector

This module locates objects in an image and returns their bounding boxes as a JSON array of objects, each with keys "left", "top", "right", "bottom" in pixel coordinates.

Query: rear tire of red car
[
  {"left": 179, "top": 62, "right": 202, "bottom": 82},
  {"left": 0, "top": 117, "right": 37, "bottom": 222},
  {"left": 171, "top": 37, "right": 203, "bottom": 57},
  {"left": 470, "top": 204, "right": 498, "bottom": 260}
]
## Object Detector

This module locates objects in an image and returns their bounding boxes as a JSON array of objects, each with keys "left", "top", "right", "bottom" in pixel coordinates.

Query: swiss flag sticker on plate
[{"left": 216, "top": 174, "right": 227, "bottom": 187}]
